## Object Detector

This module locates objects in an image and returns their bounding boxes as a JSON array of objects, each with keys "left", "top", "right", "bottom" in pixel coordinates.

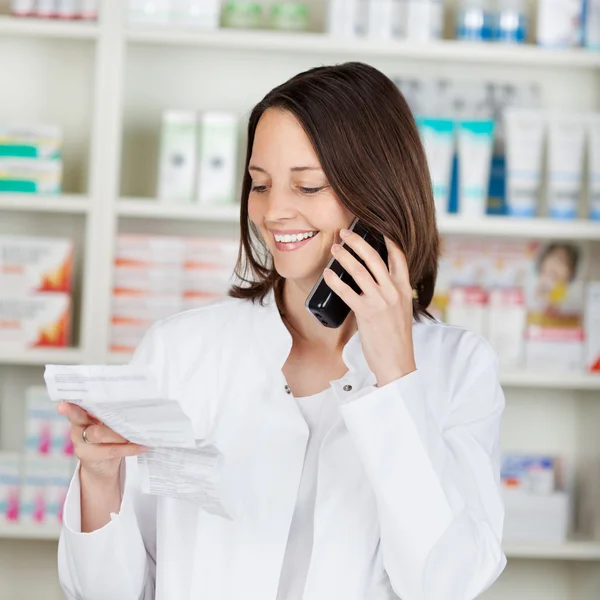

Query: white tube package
[
  {"left": 547, "top": 114, "right": 586, "bottom": 219},
  {"left": 504, "top": 109, "right": 545, "bottom": 217},
  {"left": 457, "top": 120, "right": 495, "bottom": 217},
  {"left": 415, "top": 117, "right": 455, "bottom": 214},
  {"left": 589, "top": 114, "right": 600, "bottom": 220}
]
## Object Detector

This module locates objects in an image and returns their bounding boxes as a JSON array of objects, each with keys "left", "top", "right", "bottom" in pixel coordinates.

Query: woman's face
[
  {"left": 247, "top": 108, "right": 354, "bottom": 290},
  {"left": 539, "top": 248, "right": 572, "bottom": 289}
]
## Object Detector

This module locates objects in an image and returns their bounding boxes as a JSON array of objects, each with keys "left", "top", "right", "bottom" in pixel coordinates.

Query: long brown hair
[{"left": 229, "top": 61, "right": 440, "bottom": 321}]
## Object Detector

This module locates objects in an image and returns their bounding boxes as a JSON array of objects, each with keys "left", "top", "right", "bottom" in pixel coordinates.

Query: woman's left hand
[{"left": 323, "top": 227, "right": 416, "bottom": 387}]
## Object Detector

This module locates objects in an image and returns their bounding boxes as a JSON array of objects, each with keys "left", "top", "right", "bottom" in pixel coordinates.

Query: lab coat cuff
[
  {"left": 340, "top": 370, "right": 459, "bottom": 552},
  {"left": 60, "top": 461, "right": 149, "bottom": 597}
]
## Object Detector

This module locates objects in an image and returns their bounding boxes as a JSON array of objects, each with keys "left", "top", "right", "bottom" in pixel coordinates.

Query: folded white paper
[{"left": 44, "top": 364, "right": 230, "bottom": 519}]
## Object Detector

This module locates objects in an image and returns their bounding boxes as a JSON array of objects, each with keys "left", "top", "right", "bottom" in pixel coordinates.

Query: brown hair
[{"left": 228, "top": 61, "right": 440, "bottom": 321}]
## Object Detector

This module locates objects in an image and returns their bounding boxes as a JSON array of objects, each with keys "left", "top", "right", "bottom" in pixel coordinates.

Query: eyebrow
[{"left": 248, "top": 165, "right": 323, "bottom": 173}]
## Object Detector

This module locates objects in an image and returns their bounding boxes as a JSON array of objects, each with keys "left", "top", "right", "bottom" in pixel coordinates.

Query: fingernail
[
  {"left": 331, "top": 244, "right": 342, "bottom": 252},
  {"left": 340, "top": 229, "right": 351, "bottom": 237}
]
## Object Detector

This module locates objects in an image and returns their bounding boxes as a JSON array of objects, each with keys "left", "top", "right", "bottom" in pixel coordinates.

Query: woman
[{"left": 57, "top": 62, "right": 506, "bottom": 600}]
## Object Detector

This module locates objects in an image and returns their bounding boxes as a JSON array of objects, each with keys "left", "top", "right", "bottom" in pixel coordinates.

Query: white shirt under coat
[{"left": 58, "top": 292, "right": 507, "bottom": 600}]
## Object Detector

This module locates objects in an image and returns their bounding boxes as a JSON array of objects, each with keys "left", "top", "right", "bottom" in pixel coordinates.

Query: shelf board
[
  {"left": 504, "top": 540, "right": 600, "bottom": 561},
  {"left": 0, "top": 193, "right": 90, "bottom": 214},
  {"left": 118, "top": 198, "right": 240, "bottom": 222},
  {"left": 0, "top": 523, "right": 61, "bottom": 541},
  {"left": 501, "top": 370, "right": 600, "bottom": 391},
  {"left": 438, "top": 215, "right": 600, "bottom": 240},
  {"left": 126, "top": 27, "right": 600, "bottom": 69},
  {"left": 0, "top": 347, "right": 84, "bottom": 366},
  {"left": 0, "top": 15, "right": 98, "bottom": 39}
]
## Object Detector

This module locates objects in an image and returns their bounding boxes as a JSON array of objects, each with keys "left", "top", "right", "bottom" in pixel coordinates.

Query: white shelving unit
[{"left": 1, "top": 2, "right": 600, "bottom": 599}]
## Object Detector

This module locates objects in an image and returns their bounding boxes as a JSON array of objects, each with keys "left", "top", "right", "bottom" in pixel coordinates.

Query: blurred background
[{"left": 0, "top": 0, "right": 599, "bottom": 598}]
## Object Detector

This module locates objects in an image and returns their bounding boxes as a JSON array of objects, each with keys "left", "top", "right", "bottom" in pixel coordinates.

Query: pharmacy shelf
[
  {"left": 501, "top": 370, "right": 600, "bottom": 391},
  {"left": 0, "top": 193, "right": 90, "bottom": 214},
  {"left": 0, "top": 15, "right": 98, "bottom": 40},
  {"left": 0, "top": 522, "right": 61, "bottom": 541},
  {"left": 118, "top": 197, "right": 240, "bottom": 222},
  {"left": 126, "top": 27, "right": 600, "bottom": 69},
  {"left": 503, "top": 540, "right": 600, "bottom": 561},
  {"left": 0, "top": 347, "right": 84, "bottom": 367},
  {"left": 438, "top": 215, "right": 600, "bottom": 240}
]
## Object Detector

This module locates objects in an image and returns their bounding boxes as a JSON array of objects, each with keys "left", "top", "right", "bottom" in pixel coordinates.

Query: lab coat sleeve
[
  {"left": 339, "top": 354, "right": 506, "bottom": 600},
  {"left": 58, "top": 323, "right": 167, "bottom": 600}
]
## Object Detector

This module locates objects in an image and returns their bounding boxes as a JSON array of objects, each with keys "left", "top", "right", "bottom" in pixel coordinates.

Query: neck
[{"left": 279, "top": 278, "right": 357, "bottom": 351}]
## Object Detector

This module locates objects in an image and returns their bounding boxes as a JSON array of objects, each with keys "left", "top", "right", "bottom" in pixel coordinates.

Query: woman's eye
[
  {"left": 251, "top": 185, "right": 268, "bottom": 193},
  {"left": 299, "top": 186, "right": 323, "bottom": 195}
]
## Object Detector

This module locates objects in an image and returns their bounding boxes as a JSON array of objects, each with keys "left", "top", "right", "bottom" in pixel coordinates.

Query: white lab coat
[{"left": 58, "top": 292, "right": 507, "bottom": 600}]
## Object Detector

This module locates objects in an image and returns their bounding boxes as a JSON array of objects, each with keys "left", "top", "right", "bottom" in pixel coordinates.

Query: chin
[{"left": 273, "top": 263, "right": 323, "bottom": 290}]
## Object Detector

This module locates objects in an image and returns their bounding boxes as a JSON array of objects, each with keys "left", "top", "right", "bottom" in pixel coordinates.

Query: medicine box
[
  {"left": 0, "top": 158, "right": 62, "bottom": 194},
  {"left": 0, "top": 235, "right": 74, "bottom": 294}
]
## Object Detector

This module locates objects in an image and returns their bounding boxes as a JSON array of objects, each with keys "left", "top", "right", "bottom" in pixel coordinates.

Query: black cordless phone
[{"left": 305, "top": 218, "right": 388, "bottom": 328}]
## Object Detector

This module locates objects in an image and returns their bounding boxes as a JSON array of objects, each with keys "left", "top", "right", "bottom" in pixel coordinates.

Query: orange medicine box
[
  {"left": 0, "top": 236, "right": 74, "bottom": 294},
  {"left": 0, "top": 293, "right": 71, "bottom": 349}
]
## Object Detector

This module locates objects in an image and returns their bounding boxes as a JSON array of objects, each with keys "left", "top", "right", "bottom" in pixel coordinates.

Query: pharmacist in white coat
[{"left": 56, "top": 62, "right": 506, "bottom": 600}]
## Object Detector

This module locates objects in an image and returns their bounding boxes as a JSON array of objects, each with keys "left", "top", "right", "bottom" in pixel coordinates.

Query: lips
[{"left": 272, "top": 231, "right": 319, "bottom": 253}]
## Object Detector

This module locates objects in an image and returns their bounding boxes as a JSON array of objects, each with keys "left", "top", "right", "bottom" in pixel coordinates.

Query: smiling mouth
[{"left": 272, "top": 231, "right": 319, "bottom": 252}]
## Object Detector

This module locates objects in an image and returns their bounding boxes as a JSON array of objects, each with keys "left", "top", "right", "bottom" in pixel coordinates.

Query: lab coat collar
[{"left": 256, "top": 289, "right": 374, "bottom": 382}]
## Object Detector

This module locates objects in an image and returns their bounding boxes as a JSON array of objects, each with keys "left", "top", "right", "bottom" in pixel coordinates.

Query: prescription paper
[{"left": 43, "top": 364, "right": 230, "bottom": 519}]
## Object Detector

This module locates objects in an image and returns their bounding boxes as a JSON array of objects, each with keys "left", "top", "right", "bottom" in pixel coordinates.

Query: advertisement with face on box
[{"left": 524, "top": 242, "right": 587, "bottom": 371}]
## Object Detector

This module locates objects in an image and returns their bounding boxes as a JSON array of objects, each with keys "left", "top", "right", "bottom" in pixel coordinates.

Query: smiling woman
[
  {"left": 56, "top": 62, "right": 506, "bottom": 600},
  {"left": 231, "top": 62, "right": 439, "bottom": 322}
]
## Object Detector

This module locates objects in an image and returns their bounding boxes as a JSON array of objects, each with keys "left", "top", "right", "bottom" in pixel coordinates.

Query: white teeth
[{"left": 274, "top": 231, "right": 316, "bottom": 243}]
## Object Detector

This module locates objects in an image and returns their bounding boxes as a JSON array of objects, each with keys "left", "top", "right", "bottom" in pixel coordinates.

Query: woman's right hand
[{"left": 57, "top": 401, "right": 149, "bottom": 483}]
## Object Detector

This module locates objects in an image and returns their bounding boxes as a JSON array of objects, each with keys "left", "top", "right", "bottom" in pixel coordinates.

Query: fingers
[
  {"left": 323, "top": 267, "right": 362, "bottom": 312},
  {"left": 76, "top": 438, "right": 149, "bottom": 461},
  {"left": 338, "top": 229, "right": 390, "bottom": 288},
  {"left": 384, "top": 237, "right": 412, "bottom": 294},
  {"left": 331, "top": 244, "right": 377, "bottom": 295},
  {"left": 75, "top": 423, "right": 129, "bottom": 445},
  {"left": 57, "top": 402, "right": 98, "bottom": 427}
]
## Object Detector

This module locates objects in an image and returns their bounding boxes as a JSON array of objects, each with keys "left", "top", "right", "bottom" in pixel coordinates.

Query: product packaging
[
  {"left": 0, "top": 124, "right": 62, "bottom": 159},
  {"left": 455, "top": 0, "right": 496, "bottom": 40},
  {"left": 37, "top": 0, "right": 57, "bottom": 17},
  {"left": 327, "top": 0, "right": 364, "bottom": 36},
  {"left": 504, "top": 109, "right": 545, "bottom": 217},
  {"left": 25, "top": 387, "right": 74, "bottom": 457},
  {"left": 11, "top": 0, "right": 36, "bottom": 16},
  {"left": 0, "top": 158, "right": 62, "bottom": 194},
  {"left": 585, "top": 282, "right": 600, "bottom": 372},
  {"left": 405, "top": 0, "right": 443, "bottom": 40},
  {"left": 196, "top": 112, "right": 239, "bottom": 205},
  {"left": 170, "top": 0, "right": 221, "bottom": 28},
  {"left": 115, "top": 234, "right": 186, "bottom": 267},
  {"left": 222, "top": 1, "right": 263, "bottom": 28},
  {"left": 366, "top": 0, "right": 404, "bottom": 38},
  {"left": 588, "top": 114, "right": 600, "bottom": 220},
  {"left": 20, "top": 456, "right": 73, "bottom": 525},
  {"left": 457, "top": 119, "right": 495, "bottom": 217},
  {"left": 0, "top": 235, "right": 74, "bottom": 294},
  {"left": 525, "top": 325, "right": 584, "bottom": 371},
  {"left": 0, "top": 294, "right": 71, "bottom": 350},
  {"left": 584, "top": 0, "right": 600, "bottom": 48},
  {"left": 183, "top": 265, "right": 235, "bottom": 300},
  {"left": 184, "top": 237, "right": 240, "bottom": 269},
  {"left": 80, "top": 0, "right": 100, "bottom": 19},
  {"left": 129, "top": 0, "right": 171, "bottom": 24},
  {"left": 487, "top": 288, "right": 526, "bottom": 367},
  {"left": 415, "top": 117, "right": 455, "bottom": 214},
  {"left": 497, "top": 0, "right": 528, "bottom": 42},
  {"left": 547, "top": 114, "right": 586, "bottom": 219},
  {"left": 113, "top": 266, "right": 185, "bottom": 297},
  {"left": 157, "top": 110, "right": 198, "bottom": 204},
  {"left": 0, "top": 452, "right": 20, "bottom": 525},
  {"left": 269, "top": 3, "right": 310, "bottom": 30},
  {"left": 57, "top": 0, "right": 79, "bottom": 18},
  {"left": 501, "top": 453, "right": 572, "bottom": 543},
  {"left": 110, "top": 295, "right": 181, "bottom": 352},
  {"left": 536, "top": 0, "right": 583, "bottom": 46},
  {"left": 445, "top": 286, "right": 489, "bottom": 337}
]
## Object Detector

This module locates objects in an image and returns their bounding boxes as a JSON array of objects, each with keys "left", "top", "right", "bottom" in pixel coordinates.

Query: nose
[{"left": 263, "top": 186, "right": 297, "bottom": 223}]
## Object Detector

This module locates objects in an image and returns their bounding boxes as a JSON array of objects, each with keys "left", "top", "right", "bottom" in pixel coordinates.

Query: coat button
[
  {"left": 284, "top": 385, "right": 291, "bottom": 394},
  {"left": 343, "top": 384, "right": 353, "bottom": 392}
]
